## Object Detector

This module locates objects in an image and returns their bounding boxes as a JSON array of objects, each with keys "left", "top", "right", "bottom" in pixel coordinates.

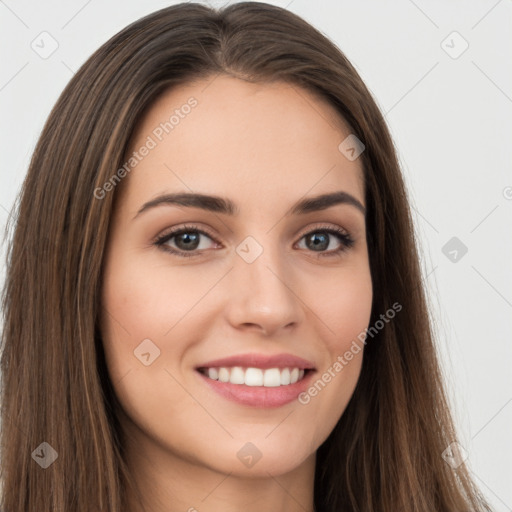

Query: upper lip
[{"left": 196, "top": 352, "right": 316, "bottom": 370}]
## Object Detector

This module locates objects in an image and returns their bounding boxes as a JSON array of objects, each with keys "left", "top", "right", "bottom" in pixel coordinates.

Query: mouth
[
  {"left": 196, "top": 366, "right": 313, "bottom": 387},
  {"left": 195, "top": 365, "right": 316, "bottom": 408},
  {"left": 194, "top": 352, "right": 317, "bottom": 407}
]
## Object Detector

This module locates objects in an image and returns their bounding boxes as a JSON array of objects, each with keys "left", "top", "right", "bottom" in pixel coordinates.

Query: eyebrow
[{"left": 133, "top": 190, "right": 366, "bottom": 219}]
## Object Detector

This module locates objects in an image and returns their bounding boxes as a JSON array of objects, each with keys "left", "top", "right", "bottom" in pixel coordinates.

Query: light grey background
[{"left": 0, "top": 0, "right": 511, "bottom": 509}]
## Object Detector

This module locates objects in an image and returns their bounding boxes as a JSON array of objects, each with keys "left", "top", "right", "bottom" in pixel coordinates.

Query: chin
[{"left": 199, "top": 437, "right": 315, "bottom": 477}]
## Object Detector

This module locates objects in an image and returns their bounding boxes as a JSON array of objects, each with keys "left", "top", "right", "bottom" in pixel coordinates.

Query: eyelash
[{"left": 153, "top": 223, "right": 355, "bottom": 259}]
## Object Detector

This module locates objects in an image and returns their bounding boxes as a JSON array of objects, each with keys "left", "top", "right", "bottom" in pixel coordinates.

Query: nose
[{"left": 223, "top": 242, "right": 304, "bottom": 337}]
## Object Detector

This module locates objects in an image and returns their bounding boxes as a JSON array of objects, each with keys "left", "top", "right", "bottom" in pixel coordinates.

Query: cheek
[
  {"left": 295, "top": 263, "right": 372, "bottom": 434},
  {"left": 99, "top": 252, "right": 187, "bottom": 381},
  {"left": 101, "top": 250, "right": 204, "bottom": 339},
  {"left": 314, "top": 262, "right": 373, "bottom": 352},
  {"left": 99, "top": 255, "right": 208, "bottom": 451}
]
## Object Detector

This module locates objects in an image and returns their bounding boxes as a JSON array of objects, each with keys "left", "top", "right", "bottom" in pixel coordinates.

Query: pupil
[
  {"left": 177, "top": 232, "right": 199, "bottom": 250},
  {"left": 309, "top": 233, "right": 328, "bottom": 251}
]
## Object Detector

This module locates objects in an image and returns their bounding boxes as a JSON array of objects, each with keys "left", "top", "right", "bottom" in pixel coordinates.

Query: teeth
[
  {"left": 218, "top": 367, "right": 230, "bottom": 383},
  {"left": 230, "top": 366, "right": 245, "bottom": 385},
  {"left": 263, "top": 368, "right": 281, "bottom": 387},
  {"left": 245, "top": 367, "right": 263, "bottom": 386},
  {"left": 201, "top": 366, "right": 308, "bottom": 387}
]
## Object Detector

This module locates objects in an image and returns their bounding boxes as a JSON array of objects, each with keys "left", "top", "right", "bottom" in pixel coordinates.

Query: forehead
[{"left": 120, "top": 75, "right": 365, "bottom": 214}]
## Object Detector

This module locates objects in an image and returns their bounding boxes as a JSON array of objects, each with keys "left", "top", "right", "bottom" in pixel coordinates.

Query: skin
[{"left": 99, "top": 75, "right": 373, "bottom": 512}]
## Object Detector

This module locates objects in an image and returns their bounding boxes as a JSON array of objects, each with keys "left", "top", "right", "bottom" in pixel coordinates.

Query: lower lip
[{"left": 196, "top": 370, "right": 315, "bottom": 408}]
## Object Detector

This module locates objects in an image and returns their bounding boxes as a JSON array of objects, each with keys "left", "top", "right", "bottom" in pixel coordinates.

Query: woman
[{"left": 0, "top": 2, "right": 493, "bottom": 511}]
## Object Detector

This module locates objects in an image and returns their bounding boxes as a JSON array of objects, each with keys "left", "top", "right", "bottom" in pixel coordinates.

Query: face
[{"left": 100, "top": 75, "right": 373, "bottom": 481}]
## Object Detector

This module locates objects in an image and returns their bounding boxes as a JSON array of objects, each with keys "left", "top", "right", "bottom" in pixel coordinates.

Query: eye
[
  {"left": 154, "top": 224, "right": 219, "bottom": 258},
  {"left": 153, "top": 223, "right": 355, "bottom": 258},
  {"left": 295, "top": 225, "right": 354, "bottom": 257}
]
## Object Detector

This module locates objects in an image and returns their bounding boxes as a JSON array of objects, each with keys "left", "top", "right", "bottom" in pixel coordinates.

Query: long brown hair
[{"left": 0, "top": 2, "right": 493, "bottom": 511}]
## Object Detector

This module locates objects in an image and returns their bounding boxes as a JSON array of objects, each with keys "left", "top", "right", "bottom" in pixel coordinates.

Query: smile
[{"left": 197, "top": 366, "right": 308, "bottom": 387}]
